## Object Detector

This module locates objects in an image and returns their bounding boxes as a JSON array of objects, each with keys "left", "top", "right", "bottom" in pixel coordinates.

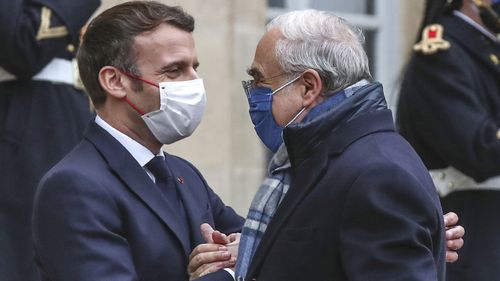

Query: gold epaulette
[{"left": 413, "top": 24, "right": 450, "bottom": 55}]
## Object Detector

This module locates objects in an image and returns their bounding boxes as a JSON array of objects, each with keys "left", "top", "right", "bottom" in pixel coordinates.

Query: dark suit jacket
[
  {"left": 32, "top": 122, "right": 244, "bottom": 281},
  {"left": 201, "top": 83, "right": 445, "bottom": 281},
  {"left": 0, "top": 1, "right": 100, "bottom": 280}
]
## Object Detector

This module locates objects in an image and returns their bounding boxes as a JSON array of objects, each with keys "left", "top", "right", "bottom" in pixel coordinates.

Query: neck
[
  {"left": 461, "top": 0, "right": 487, "bottom": 28},
  {"left": 97, "top": 108, "right": 162, "bottom": 155}
]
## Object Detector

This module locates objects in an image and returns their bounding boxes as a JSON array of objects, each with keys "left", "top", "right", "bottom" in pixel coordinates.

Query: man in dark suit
[
  {"left": 397, "top": 0, "right": 500, "bottom": 280},
  {"left": 0, "top": 1, "right": 100, "bottom": 280},
  {"left": 32, "top": 2, "right": 244, "bottom": 280},
  {"left": 189, "top": 9, "right": 449, "bottom": 281}
]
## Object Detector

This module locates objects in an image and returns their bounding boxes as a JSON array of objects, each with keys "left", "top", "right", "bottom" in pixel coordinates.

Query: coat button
[
  {"left": 66, "top": 44, "right": 75, "bottom": 53},
  {"left": 447, "top": 182, "right": 455, "bottom": 189}
]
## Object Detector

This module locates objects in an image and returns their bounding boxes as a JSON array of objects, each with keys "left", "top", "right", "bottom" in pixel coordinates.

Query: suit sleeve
[
  {"left": 339, "top": 165, "right": 444, "bottom": 281},
  {"left": 180, "top": 157, "right": 245, "bottom": 234},
  {"left": 0, "top": 0, "right": 100, "bottom": 78},
  {"left": 399, "top": 46, "right": 500, "bottom": 181},
  {"left": 208, "top": 187, "right": 245, "bottom": 235},
  {"left": 33, "top": 170, "right": 139, "bottom": 281}
]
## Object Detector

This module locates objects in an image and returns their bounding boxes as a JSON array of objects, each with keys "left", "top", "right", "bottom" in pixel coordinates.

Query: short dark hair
[{"left": 77, "top": 1, "right": 195, "bottom": 107}]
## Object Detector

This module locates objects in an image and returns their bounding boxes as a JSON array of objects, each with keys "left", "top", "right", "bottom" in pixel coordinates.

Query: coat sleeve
[
  {"left": 32, "top": 169, "right": 139, "bottom": 281},
  {"left": 339, "top": 164, "right": 444, "bottom": 281},
  {"left": 0, "top": 0, "right": 100, "bottom": 78},
  {"left": 398, "top": 45, "right": 500, "bottom": 181}
]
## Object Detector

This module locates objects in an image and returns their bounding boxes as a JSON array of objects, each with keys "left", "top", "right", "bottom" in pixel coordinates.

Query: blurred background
[{"left": 96, "top": 0, "right": 426, "bottom": 216}]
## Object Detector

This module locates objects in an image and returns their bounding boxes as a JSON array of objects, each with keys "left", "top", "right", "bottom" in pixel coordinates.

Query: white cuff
[{"left": 223, "top": 268, "right": 236, "bottom": 280}]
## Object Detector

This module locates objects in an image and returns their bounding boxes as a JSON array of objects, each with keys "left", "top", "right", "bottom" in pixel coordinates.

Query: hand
[
  {"left": 187, "top": 224, "right": 240, "bottom": 280},
  {"left": 188, "top": 243, "right": 235, "bottom": 280},
  {"left": 201, "top": 223, "right": 230, "bottom": 244},
  {"left": 443, "top": 212, "right": 465, "bottom": 263},
  {"left": 201, "top": 223, "right": 241, "bottom": 258}
]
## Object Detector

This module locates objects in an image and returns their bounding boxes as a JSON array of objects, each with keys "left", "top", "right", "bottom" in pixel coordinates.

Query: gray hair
[{"left": 266, "top": 9, "right": 372, "bottom": 95}]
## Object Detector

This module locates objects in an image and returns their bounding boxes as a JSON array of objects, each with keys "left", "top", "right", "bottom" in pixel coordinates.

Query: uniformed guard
[
  {"left": 0, "top": 1, "right": 101, "bottom": 280},
  {"left": 397, "top": 0, "right": 500, "bottom": 280}
]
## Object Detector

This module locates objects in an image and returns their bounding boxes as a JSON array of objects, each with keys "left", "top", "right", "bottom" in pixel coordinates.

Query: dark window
[
  {"left": 268, "top": 0, "right": 286, "bottom": 8},
  {"left": 363, "top": 29, "right": 376, "bottom": 78},
  {"left": 310, "top": 0, "right": 374, "bottom": 15}
]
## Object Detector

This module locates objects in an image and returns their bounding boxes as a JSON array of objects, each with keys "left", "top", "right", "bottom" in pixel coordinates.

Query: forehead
[
  {"left": 133, "top": 23, "right": 197, "bottom": 68},
  {"left": 250, "top": 28, "right": 283, "bottom": 78}
]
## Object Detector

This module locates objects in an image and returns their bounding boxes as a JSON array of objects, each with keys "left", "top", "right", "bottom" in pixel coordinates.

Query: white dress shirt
[{"left": 94, "top": 115, "right": 163, "bottom": 182}]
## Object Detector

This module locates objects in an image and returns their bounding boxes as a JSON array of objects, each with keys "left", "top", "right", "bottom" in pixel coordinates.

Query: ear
[
  {"left": 98, "top": 66, "right": 128, "bottom": 99},
  {"left": 300, "top": 69, "right": 323, "bottom": 107}
]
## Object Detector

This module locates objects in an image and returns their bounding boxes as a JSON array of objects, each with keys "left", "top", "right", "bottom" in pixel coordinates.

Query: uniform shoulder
[{"left": 413, "top": 24, "right": 451, "bottom": 55}]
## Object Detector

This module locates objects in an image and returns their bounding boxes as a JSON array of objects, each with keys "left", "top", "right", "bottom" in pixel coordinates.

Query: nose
[{"left": 187, "top": 67, "right": 199, "bottom": 80}]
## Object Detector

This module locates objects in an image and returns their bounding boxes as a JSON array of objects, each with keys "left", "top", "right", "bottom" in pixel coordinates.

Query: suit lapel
[{"left": 85, "top": 122, "right": 191, "bottom": 256}]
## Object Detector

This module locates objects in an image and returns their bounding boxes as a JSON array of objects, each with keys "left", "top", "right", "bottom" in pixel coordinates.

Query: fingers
[
  {"left": 443, "top": 212, "right": 459, "bottom": 228},
  {"left": 446, "top": 225, "right": 465, "bottom": 241},
  {"left": 189, "top": 243, "right": 224, "bottom": 261},
  {"left": 212, "top": 230, "right": 230, "bottom": 245},
  {"left": 445, "top": 225, "right": 465, "bottom": 263},
  {"left": 188, "top": 244, "right": 236, "bottom": 280},
  {"left": 228, "top": 232, "right": 241, "bottom": 243},
  {"left": 447, "top": 237, "right": 464, "bottom": 251},
  {"left": 189, "top": 258, "right": 236, "bottom": 280},
  {"left": 443, "top": 215, "right": 464, "bottom": 264},
  {"left": 200, "top": 223, "right": 215, "bottom": 243},
  {"left": 188, "top": 244, "right": 231, "bottom": 274},
  {"left": 446, "top": 251, "right": 459, "bottom": 263}
]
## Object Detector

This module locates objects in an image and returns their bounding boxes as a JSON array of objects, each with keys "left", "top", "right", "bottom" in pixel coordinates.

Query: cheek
[
  {"left": 271, "top": 95, "right": 285, "bottom": 126},
  {"left": 142, "top": 89, "right": 161, "bottom": 112},
  {"left": 272, "top": 94, "right": 296, "bottom": 126}
]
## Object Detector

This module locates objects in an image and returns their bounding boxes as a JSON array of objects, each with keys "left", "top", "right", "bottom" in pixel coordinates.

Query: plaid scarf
[
  {"left": 235, "top": 79, "right": 371, "bottom": 280},
  {"left": 234, "top": 143, "right": 291, "bottom": 280}
]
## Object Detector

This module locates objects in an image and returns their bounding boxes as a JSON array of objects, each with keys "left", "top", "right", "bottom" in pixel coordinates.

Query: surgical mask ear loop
[
  {"left": 271, "top": 75, "right": 302, "bottom": 95},
  {"left": 285, "top": 107, "right": 306, "bottom": 128},
  {"left": 279, "top": 106, "right": 306, "bottom": 147}
]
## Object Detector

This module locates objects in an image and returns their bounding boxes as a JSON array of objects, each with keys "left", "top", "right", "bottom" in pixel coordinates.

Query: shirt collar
[
  {"left": 453, "top": 11, "right": 499, "bottom": 43},
  {"left": 94, "top": 115, "right": 163, "bottom": 168}
]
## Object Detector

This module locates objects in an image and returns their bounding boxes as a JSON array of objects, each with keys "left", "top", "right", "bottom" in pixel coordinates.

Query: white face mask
[{"left": 141, "top": 78, "right": 207, "bottom": 144}]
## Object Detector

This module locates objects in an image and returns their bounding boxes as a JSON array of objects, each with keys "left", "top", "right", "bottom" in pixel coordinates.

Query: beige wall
[
  {"left": 96, "top": 0, "right": 268, "bottom": 216},
  {"left": 400, "top": 0, "right": 426, "bottom": 63}
]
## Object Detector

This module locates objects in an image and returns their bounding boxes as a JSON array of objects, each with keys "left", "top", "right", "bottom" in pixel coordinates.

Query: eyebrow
[{"left": 157, "top": 59, "right": 200, "bottom": 74}]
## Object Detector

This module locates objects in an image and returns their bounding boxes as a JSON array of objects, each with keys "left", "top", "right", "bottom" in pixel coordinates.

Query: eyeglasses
[
  {"left": 242, "top": 73, "right": 302, "bottom": 99},
  {"left": 241, "top": 72, "right": 287, "bottom": 98}
]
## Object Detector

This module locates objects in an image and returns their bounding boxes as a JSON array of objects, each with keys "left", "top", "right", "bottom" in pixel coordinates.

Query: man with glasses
[{"left": 188, "top": 9, "right": 462, "bottom": 281}]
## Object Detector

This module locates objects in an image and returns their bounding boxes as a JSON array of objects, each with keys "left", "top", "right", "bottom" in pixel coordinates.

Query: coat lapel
[
  {"left": 246, "top": 139, "right": 330, "bottom": 278},
  {"left": 85, "top": 122, "right": 191, "bottom": 256}
]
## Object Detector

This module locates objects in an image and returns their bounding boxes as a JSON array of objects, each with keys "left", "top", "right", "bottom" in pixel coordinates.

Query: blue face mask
[{"left": 244, "top": 75, "right": 304, "bottom": 152}]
